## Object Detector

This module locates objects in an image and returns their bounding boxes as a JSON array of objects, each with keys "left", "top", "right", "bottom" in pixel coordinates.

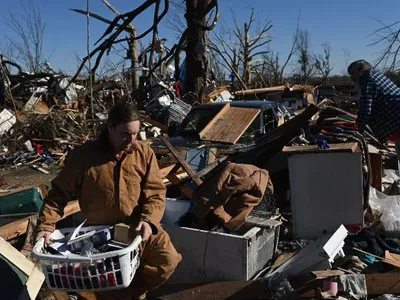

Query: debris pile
[{"left": 1, "top": 55, "right": 400, "bottom": 299}]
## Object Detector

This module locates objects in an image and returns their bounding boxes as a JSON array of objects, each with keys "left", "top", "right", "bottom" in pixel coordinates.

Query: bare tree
[
  {"left": 71, "top": 0, "right": 169, "bottom": 88},
  {"left": 369, "top": 17, "right": 400, "bottom": 70},
  {"left": 2, "top": 0, "right": 46, "bottom": 73},
  {"left": 314, "top": 42, "right": 333, "bottom": 84},
  {"left": 294, "top": 29, "right": 315, "bottom": 84},
  {"left": 72, "top": 0, "right": 141, "bottom": 91},
  {"left": 262, "top": 20, "right": 300, "bottom": 86},
  {"left": 184, "top": 0, "right": 218, "bottom": 98},
  {"left": 209, "top": 7, "right": 272, "bottom": 88},
  {"left": 166, "top": 0, "right": 186, "bottom": 37}
]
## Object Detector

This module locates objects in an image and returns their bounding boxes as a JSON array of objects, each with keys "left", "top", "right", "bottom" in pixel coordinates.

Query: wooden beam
[
  {"left": 161, "top": 137, "right": 203, "bottom": 186},
  {"left": 0, "top": 201, "right": 80, "bottom": 241},
  {"left": 159, "top": 164, "right": 180, "bottom": 178},
  {"left": 311, "top": 270, "right": 345, "bottom": 279},
  {"left": 163, "top": 172, "right": 188, "bottom": 186},
  {"left": 20, "top": 215, "right": 38, "bottom": 257},
  {"left": 166, "top": 173, "right": 193, "bottom": 199},
  {"left": 233, "top": 85, "right": 314, "bottom": 96},
  {"left": 203, "top": 86, "right": 229, "bottom": 104},
  {"left": 283, "top": 142, "right": 359, "bottom": 154}
]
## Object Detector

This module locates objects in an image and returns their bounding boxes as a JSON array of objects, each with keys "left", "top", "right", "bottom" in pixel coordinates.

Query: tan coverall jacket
[
  {"left": 193, "top": 162, "right": 273, "bottom": 231},
  {"left": 37, "top": 131, "right": 181, "bottom": 299}
]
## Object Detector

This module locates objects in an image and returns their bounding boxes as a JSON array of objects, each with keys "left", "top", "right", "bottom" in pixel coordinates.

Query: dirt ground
[{"left": 1, "top": 166, "right": 59, "bottom": 196}]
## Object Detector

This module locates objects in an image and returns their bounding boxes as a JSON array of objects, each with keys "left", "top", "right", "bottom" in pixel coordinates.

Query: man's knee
[
  {"left": 160, "top": 243, "right": 181, "bottom": 277},
  {"left": 142, "top": 228, "right": 182, "bottom": 276},
  {"left": 152, "top": 230, "right": 181, "bottom": 273}
]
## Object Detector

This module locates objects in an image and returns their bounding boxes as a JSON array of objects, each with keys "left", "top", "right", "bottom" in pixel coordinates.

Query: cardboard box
[{"left": 114, "top": 223, "right": 132, "bottom": 244}]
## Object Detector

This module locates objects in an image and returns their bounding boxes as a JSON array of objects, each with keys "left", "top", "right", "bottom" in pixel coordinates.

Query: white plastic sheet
[{"left": 369, "top": 186, "right": 400, "bottom": 237}]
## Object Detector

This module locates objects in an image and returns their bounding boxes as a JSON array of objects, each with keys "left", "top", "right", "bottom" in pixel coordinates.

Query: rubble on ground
[{"left": 1, "top": 53, "right": 400, "bottom": 299}]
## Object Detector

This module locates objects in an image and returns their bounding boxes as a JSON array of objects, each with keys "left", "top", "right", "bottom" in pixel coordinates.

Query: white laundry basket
[{"left": 32, "top": 226, "right": 142, "bottom": 292}]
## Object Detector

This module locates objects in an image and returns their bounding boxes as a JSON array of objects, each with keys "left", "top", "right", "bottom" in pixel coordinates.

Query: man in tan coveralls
[{"left": 36, "top": 103, "right": 182, "bottom": 300}]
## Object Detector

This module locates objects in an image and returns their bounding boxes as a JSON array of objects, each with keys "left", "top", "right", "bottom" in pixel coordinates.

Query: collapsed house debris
[{"left": 1, "top": 46, "right": 400, "bottom": 300}]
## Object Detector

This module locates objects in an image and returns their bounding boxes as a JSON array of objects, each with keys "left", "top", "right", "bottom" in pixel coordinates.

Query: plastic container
[
  {"left": 32, "top": 226, "right": 142, "bottom": 292},
  {"left": 0, "top": 187, "right": 43, "bottom": 215}
]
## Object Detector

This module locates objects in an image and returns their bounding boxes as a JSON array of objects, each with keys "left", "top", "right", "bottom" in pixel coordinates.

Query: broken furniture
[
  {"left": 161, "top": 198, "right": 281, "bottom": 283},
  {"left": 266, "top": 225, "right": 348, "bottom": 281},
  {"left": 284, "top": 143, "right": 364, "bottom": 239}
]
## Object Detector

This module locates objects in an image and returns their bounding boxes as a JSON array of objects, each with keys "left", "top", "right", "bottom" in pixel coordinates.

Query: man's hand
[
  {"left": 35, "top": 231, "right": 53, "bottom": 245},
  {"left": 135, "top": 221, "right": 152, "bottom": 242}
]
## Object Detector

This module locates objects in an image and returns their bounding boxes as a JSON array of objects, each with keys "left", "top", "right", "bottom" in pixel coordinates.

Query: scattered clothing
[
  {"left": 193, "top": 162, "right": 274, "bottom": 231},
  {"left": 345, "top": 228, "right": 400, "bottom": 258}
]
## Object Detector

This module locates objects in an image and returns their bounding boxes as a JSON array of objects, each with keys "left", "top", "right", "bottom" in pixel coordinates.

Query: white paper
[{"left": 68, "top": 219, "right": 87, "bottom": 242}]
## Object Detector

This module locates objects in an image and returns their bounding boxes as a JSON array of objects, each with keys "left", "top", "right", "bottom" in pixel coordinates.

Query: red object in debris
[
  {"left": 100, "top": 274, "right": 107, "bottom": 287},
  {"left": 173, "top": 81, "right": 181, "bottom": 99},
  {"left": 60, "top": 265, "right": 74, "bottom": 275},
  {"left": 107, "top": 273, "right": 117, "bottom": 286},
  {"left": 388, "top": 131, "right": 398, "bottom": 143},
  {"left": 35, "top": 143, "right": 44, "bottom": 155},
  {"left": 344, "top": 224, "right": 363, "bottom": 234}
]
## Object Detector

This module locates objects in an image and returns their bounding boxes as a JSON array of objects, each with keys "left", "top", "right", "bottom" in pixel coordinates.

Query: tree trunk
[
  {"left": 184, "top": 0, "right": 211, "bottom": 99},
  {"left": 130, "top": 37, "right": 140, "bottom": 91},
  {"left": 243, "top": 22, "right": 251, "bottom": 86}
]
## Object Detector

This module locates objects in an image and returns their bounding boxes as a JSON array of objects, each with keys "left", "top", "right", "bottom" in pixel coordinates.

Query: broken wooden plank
[
  {"left": 200, "top": 103, "right": 231, "bottom": 137},
  {"left": 385, "top": 251, "right": 400, "bottom": 268},
  {"left": 163, "top": 172, "right": 188, "bottom": 186},
  {"left": 21, "top": 265, "right": 46, "bottom": 299},
  {"left": 199, "top": 103, "right": 260, "bottom": 144},
  {"left": 349, "top": 247, "right": 400, "bottom": 269},
  {"left": 233, "top": 85, "right": 314, "bottom": 96},
  {"left": 203, "top": 86, "right": 229, "bottom": 104},
  {"left": 311, "top": 270, "right": 345, "bottom": 279},
  {"left": 20, "top": 214, "right": 38, "bottom": 258},
  {"left": 159, "top": 164, "right": 180, "bottom": 178},
  {"left": 0, "top": 237, "right": 45, "bottom": 299},
  {"left": 0, "top": 200, "right": 80, "bottom": 241},
  {"left": 283, "top": 142, "right": 359, "bottom": 154},
  {"left": 234, "top": 85, "right": 286, "bottom": 95},
  {"left": 161, "top": 137, "right": 203, "bottom": 186},
  {"left": 166, "top": 173, "right": 193, "bottom": 199}
]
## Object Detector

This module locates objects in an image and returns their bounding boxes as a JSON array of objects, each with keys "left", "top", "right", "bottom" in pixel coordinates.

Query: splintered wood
[
  {"left": 0, "top": 237, "right": 45, "bottom": 299},
  {"left": 199, "top": 103, "right": 260, "bottom": 144}
]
